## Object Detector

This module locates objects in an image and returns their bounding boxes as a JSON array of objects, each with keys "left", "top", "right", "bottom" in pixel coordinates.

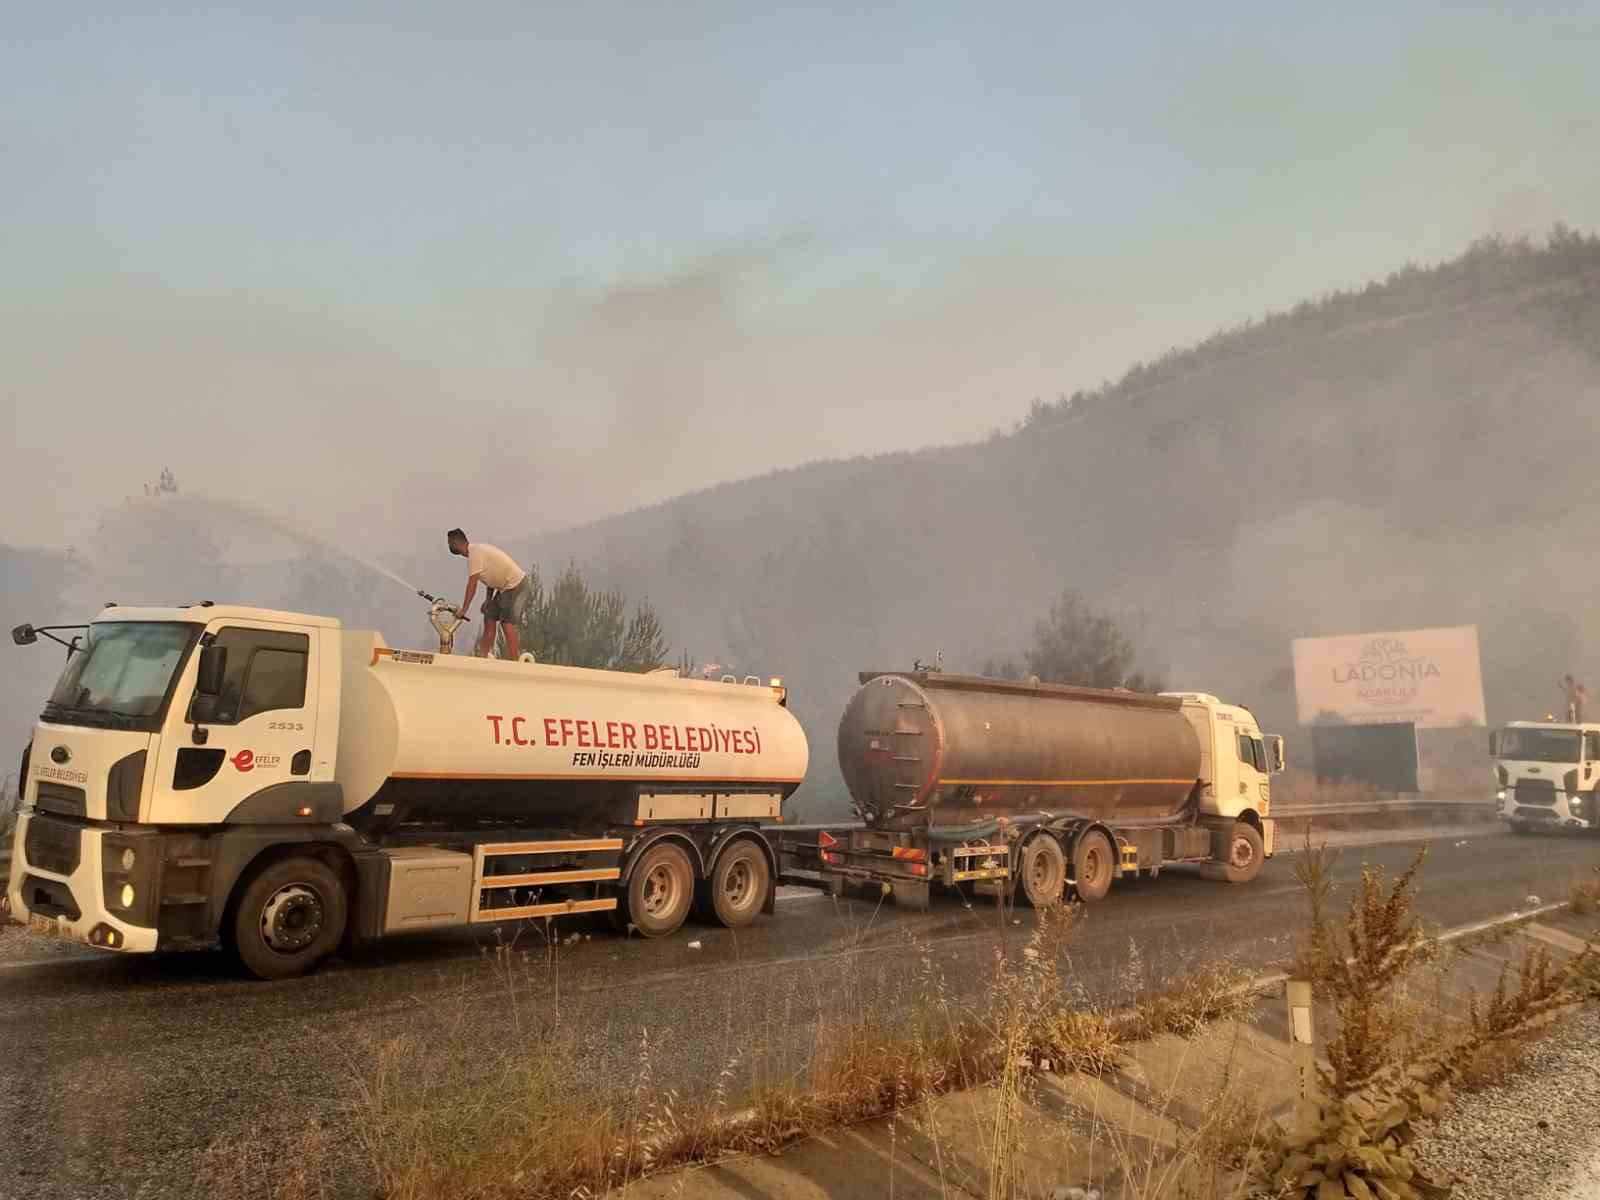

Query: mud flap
[
  {"left": 890, "top": 880, "right": 930, "bottom": 911},
  {"left": 1262, "top": 818, "right": 1276, "bottom": 858}
]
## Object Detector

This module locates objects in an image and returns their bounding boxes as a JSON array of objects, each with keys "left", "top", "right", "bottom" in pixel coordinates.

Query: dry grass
[
  {"left": 1258, "top": 838, "right": 1598, "bottom": 1200},
  {"left": 197, "top": 1117, "right": 336, "bottom": 1200},
  {"left": 218, "top": 899, "right": 1257, "bottom": 1200},
  {"left": 194, "top": 841, "right": 1597, "bottom": 1200},
  {"left": 1571, "top": 864, "right": 1600, "bottom": 915}
]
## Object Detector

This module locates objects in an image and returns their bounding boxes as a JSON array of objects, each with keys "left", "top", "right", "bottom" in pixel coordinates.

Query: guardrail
[{"left": 1273, "top": 798, "right": 1498, "bottom": 819}]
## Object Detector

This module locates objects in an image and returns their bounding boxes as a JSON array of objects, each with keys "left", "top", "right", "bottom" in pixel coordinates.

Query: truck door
[
  {"left": 153, "top": 623, "right": 319, "bottom": 822},
  {"left": 1234, "top": 730, "right": 1267, "bottom": 809}
]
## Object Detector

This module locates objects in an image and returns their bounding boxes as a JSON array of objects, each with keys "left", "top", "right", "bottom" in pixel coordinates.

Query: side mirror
[
  {"left": 1488, "top": 730, "right": 1502, "bottom": 757},
  {"left": 196, "top": 643, "right": 227, "bottom": 698},
  {"left": 11, "top": 624, "right": 37, "bottom": 646},
  {"left": 1266, "top": 734, "right": 1286, "bottom": 774}
]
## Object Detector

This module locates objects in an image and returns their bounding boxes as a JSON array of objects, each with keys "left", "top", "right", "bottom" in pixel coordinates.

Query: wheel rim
[
  {"left": 722, "top": 856, "right": 757, "bottom": 910},
  {"left": 643, "top": 862, "right": 682, "bottom": 918},
  {"left": 1028, "top": 844, "right": 1060, "bottom": 898},
  {"left": 1082, "top": 844, "right": 1107, "bottom": 887},
  {"left": 260, "top": 884, "right": 324, "bottom": 954},
  {"left": 1230, "top": 835, "right": 1256, "bottom": 870}
]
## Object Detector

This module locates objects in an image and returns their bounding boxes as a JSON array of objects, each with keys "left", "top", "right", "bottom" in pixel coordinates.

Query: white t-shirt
[{"left": 467, "top": 542, "right": 526, "bottom": 591}]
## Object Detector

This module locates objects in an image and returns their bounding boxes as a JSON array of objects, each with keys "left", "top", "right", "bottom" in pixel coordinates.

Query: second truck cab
[{"left": 1491, "top": 721, "right": 1600, "bottom": 832}]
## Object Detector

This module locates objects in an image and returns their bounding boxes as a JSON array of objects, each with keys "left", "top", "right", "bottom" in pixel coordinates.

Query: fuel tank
[
  {"left": 336, "top": 633, "right": 809, "bottom": 830},
  {"left": 837, "top": 672, "right": 1201, "bottom": 831}
]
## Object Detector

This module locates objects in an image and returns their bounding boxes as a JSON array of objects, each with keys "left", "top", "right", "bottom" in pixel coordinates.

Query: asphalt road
[{"left": 3, "top": 827, "right": 1597, "bottom": 1200}]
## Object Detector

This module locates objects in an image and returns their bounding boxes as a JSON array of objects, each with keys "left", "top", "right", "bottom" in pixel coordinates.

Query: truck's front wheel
[
  {"left": 230, "top": 856, "right": 348, "bottom": 981},
  {"left": 625, "top": 843, "right": 694, "bottom": 937},
  {"left": 1218, "top": 822, "right": 1265, "bottom": 884}
]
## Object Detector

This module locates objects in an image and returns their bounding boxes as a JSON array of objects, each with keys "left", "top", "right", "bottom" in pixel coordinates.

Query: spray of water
[{"left": 154, "top": 494, "right": 425, "bottom": 597}]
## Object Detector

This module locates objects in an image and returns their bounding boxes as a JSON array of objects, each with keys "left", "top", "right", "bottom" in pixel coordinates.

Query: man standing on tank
[{"left": 447, "top": 529, "right": 533, "bottom": 659}]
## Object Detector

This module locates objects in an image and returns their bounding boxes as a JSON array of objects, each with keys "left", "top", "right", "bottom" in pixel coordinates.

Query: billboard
[{"left": 1291, "top": 625, "right": 1487, "bottom": 729}]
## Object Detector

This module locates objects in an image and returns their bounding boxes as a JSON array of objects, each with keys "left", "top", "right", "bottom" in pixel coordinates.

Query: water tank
[{"left": 335, "top": 633, "right": 809, "bottom": 828}]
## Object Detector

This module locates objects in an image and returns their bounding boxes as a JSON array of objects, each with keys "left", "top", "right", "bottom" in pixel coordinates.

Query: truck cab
[
  {"left": 8, "top": 605, "right": 344, "bottom": 955},
  {"left": 1164, "top": 692, "right": 1285, "bottom": 857},
  {"left": 1490, "top": 721, "right": 1599, "bottom": 833}
]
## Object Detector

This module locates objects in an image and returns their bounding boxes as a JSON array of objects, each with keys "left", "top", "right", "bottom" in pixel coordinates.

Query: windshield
[
  {"left": 1496, "top": 727, "right": 1580, "bottom": 764},
  {"left": 45, "top": 622, "right": 199, "bottom": 725}
]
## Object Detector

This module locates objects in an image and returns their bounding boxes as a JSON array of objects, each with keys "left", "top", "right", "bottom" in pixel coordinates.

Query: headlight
[
  {"left": 1497, "top": 790, "right": 1507, "bottom": 801},
  {"left": 120, "top": 848, "right": 136, "bottom": 872},
  {"left": 119, "top": 883, "right": 135, "bottom": 908}
]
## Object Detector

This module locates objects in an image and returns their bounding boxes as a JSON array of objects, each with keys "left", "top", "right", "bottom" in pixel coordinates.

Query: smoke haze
[{"left": 3, "top": 5, "right": 1600, "bottom": 809}]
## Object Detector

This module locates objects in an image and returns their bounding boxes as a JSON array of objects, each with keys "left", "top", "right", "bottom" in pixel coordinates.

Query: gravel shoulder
[{"left": 1414, "top": 1007, "right": 1600, "bottom": 1200}]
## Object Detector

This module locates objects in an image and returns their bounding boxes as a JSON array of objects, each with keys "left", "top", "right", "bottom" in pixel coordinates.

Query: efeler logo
[{"left": 231, "top": 749, "right": 256, "bottom": 772}]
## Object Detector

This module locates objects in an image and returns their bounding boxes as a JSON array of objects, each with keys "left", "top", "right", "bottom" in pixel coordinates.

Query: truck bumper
[
  {"left": 7, "top": 812, "right": 159, "bottom": 954},
  {"left": 1500, "top": 792, "right": 1593, "bottom": 830}
]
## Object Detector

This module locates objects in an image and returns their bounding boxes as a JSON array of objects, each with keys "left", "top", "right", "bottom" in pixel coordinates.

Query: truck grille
[
  {"left": 1514, "top": 781, "right": 1557, "bottom": 807},
  {"left": 24, "top": 816, "right": 82, "bottom": 876},
  {"left": 34, "top": 783, "right": 87, "bottom": 818}
]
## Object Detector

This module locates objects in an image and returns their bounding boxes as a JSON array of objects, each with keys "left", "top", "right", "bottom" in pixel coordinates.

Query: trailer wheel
[
  {"left": 1019, "top": 834, "right": 1067, "bottom": 908},
  {"left": 1509, "top": 820, "right": 1531, "bottom": 836},
  {"left": 709, "top": 840, "right": 770, "bottom": 928},
  {"left": 229, "top": 856, "right": 347, "bottom": 980},
  {"left": 1071, "top": 830, "right": 1115, "bottom": 902},
  {"left": 625, "top": 843, "right": 695, "bottom": 938}
]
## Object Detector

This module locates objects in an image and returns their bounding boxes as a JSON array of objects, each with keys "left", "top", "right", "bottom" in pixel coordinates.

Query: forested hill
[
  {"left": 518, "top": 230, "right": 1600, "bottom": 815},
  {"left": 4, "top": 232, "right": 1599, "bottom": 818}
]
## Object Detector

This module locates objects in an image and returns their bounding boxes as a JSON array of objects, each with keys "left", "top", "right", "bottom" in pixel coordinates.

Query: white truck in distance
[
  {"left": 1490, "top": 721, "right": 1600, "bottom": 833},
  {"left": 7, "top": 603, "right": 808, "bottom": 978}
]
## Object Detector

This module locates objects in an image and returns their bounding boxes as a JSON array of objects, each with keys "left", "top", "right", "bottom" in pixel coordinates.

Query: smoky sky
[{"left": 3, "top": 2, "right": 1598, "bottom": 551}]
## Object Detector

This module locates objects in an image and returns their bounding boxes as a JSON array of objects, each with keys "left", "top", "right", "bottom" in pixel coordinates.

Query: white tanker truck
[{"left": 5, "top": 601, "right": 807, "bottom": 978}]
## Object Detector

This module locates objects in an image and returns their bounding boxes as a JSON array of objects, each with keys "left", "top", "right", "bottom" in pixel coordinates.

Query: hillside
[
  {"left": 516, "top": 231, "right": 1600, "bottom": 816},
  {"left": 5, "top": 231, "right": 1599, "bottom": 819}
]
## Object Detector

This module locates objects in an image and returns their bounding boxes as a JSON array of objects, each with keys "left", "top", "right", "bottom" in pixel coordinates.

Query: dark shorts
[{"left": 481, "top": 575, "right": 532, "bottom": 624}]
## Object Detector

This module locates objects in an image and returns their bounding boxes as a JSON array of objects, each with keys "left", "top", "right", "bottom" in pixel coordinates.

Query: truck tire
[
  {"left": 709, "top": 840, "right": 770, "bottom": 928},
  {"left": 1071, "top": 830, "right": 1115, "bottom": 903},
  {"left": 1219, "top": 822, "right": 1265, "bottom": 884},
  {"left": 625, "top": 843, "right": 695, "bottom": 938},
  {"left": 230, "top": 856, "right": 348, "bottom": 981},
  {"left": 1508, "top": 820, "right": 1531, "bottom": 836},
  {"left": 1018, "top": 833, "right": 1067, "bottom": 908}
]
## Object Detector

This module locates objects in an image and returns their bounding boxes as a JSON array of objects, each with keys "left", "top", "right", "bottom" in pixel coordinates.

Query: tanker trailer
[
  {"left": 821, "top": 671, "right": 1284, "bottom": 910},
  {"left": 7, "top": 601, "right": 807, "bottom": 978}
]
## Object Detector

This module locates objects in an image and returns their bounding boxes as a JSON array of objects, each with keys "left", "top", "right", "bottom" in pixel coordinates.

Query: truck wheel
[
  {"left": 1071, "top": 830, "right": 1115, "bottom": 902},
  {"left": 1019, "top": 833, "right": 1067, "bottom": 908},
  {"left": 230, "top": 856, "right": 347, "bottom": 981},
  {"left": 1219, "top": 822, "right": 1264, "bottom": 884},
  {"left": 709, "top": 840, "right": 770, "bottom": 928},
  {"left": 625, "top": 843, "right": 694, "bottom": 938},
  {"left": 1509, "top": 820, "right": 1531, "bottom": 836}
]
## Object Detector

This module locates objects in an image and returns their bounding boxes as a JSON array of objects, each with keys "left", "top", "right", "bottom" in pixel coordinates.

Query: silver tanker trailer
[{"left": 819, "top": 671, "right": 1284, "bottom": 909}]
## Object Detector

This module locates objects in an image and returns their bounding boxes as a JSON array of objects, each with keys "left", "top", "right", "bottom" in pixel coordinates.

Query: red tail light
[
  {"left": 821, "top": 851, "right": 844, "bottom": 866},
  {"left": 909, "top": 863, "right": 929, "bottom": 877}
]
